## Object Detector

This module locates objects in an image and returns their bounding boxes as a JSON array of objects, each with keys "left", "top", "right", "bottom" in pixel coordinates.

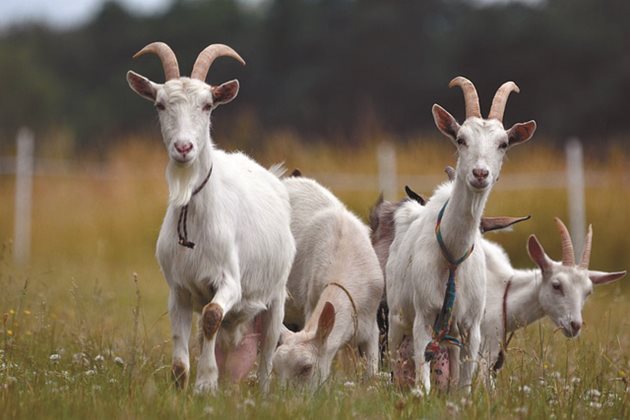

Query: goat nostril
[
  {"left": 570, "top": 321, "right": 582, "bottom": 333},
  {"left": 472, "top": 168, "right": 489, "bottom": 180},
  {"left": 175, "top": 142, "right": 193, "bottom": 154}
]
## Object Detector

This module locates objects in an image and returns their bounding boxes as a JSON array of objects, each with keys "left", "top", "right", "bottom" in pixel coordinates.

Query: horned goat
[
  {"left": 272, "top": 175, "right": 384, "bottom": 388},
  {"left": 385, "top": 76, "right": 536, "bottom": 393},
  {"left": 479, "top": 218, "right": 626, "bottom": 374},
  {"left": 126, "top": 42, "right": 296, "bottom": 393}
]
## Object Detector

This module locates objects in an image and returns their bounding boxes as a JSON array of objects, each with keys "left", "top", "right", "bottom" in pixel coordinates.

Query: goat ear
[
  {"left": 506, "top": 120, "right": 537, "bottom": 147},
  {"left": 527, "top": 234, "right": 552, "bottom": 273},
  {"left": 404, "top": 185, "right": 426, "bottom": 205},
  {"left": 211, "top": 79, "right": 240, "bottom": 106},
  {"left": 126, "top": 71, "right": 158, "bottom": 102},
  {"left": 432, "top": 104, "right": 460, "bottom": 142},
  {"left": 315, "top": 302, "right": 336, "bottom": 343},
  {"left": 278, "top": 324, "right": 294, "bottom": 346},
  {"left": 588, "top": 270, "right": 626, "bottom": 285}
]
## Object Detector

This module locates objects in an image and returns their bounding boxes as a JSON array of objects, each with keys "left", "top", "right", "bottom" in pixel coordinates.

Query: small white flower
[
  {"left": 343, "top": 381, "right": 355, "bottom": 388},
  {"left": 513, "top": 407, "right": 528, "bottom": 415},
  {"left": 49, "top": 353, "right": 61, "bottom": 363},
  {"left": 114, "top": 356, "right": 124, "bottom": 367},
  {"left": 94, "top": 354, "right": 105, "bottom": 363},
  {"left": 589, "top": 402, "right": 602, "bottom": 409},
  {"left": 411, "top": 387, "right": 423, "bottom": 399},
  {"left": 550, "top": 371, "right": 562, "bottom": 379},
  {"left": 85, "top": 369, "right": 96, "bottom": 376},
  {"left": 243, "top": 398, "right": 255, "bottom": 408},
  {"left": 92, "top": 385, "right": 102, "bottom": 392},
  {"left": 585, "top": 389, "right": 601, "bottom": 399},
  {"left": 519, "top": 385, "right": 531, "bottom": 395},
  {"left": 571, "top": 377, "right": 581, "bottom": 384},
  {"left": 377, "top": 371, "right": 391, "bottom": 381},
  {"left": 203, "top": 406, "right": 215, "bottom": 415}
]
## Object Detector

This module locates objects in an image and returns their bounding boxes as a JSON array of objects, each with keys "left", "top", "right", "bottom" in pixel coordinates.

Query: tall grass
[{"left": 0, "top": 136, "right": 628, "bottom": 418}]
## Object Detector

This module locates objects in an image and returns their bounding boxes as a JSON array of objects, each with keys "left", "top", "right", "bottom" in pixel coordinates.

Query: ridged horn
[
  {"left": 448, "top": 76, "right": 481, "bottom": 119},
  {"left": 579, "top": 224, "right": 593, "bottom": 269},
  {"left": 488, "top": 81, "right": 520, "bottom": 122},
  {"left": 554, "top": 217, "right": 575, "bottom": 266},
  {"left": 133, "top": 42, "right": 180, "bottom": 81},
  {"left": 191, "top": 44, "right": 246, "bottom": 81}
]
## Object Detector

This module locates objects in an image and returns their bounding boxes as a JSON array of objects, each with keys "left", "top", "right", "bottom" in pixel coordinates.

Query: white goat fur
[
  {"left": 127, "top": 74, "right": 296, "bottom": 393},
  {"left": 273, "top": 176, "right": 384, "bottom": 387},
  {"left": 479, "top": 235, "right": 626, "bottom": 373},
  {"left": 387, "top": 95, "right": 535, "bottom": 393}
]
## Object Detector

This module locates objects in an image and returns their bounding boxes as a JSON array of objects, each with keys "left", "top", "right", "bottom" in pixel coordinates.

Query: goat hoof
[
  {"left": 202, "top": 303, "right": 223, "bottom": 340},
  {"left": 172, "top": 361, "right": 189, "bottom": 390},
  {"left": 194, "top": 379, "right": 218, "bottom": 395}
]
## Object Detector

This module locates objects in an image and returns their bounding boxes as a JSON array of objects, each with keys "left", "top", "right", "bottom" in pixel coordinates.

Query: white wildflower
[
  {"left": 94, "top": 354, "right": 105, "bottom": 363},
  {"left": 589, "top": 402, "right": 602, "bottom": 409},
  {"left": 519, "top": 385, "right": 531, "bottom": 395},
  {"left": 571, "top": 377, "right": 581, "bottom": 384},
  {"left": 49, "top": 353, "right": 61, "bottom": 363},
  {"left": 343, "top": 381, "right": 355, "bottom": 388},
  {"left": 243, "top": 398, "right": 255, "bottom": 408},
  {"left": 513, "top": 407, "right": 528, "bottom": 415},
  {"left": 114, "top": 356, "right": 125, "bottom": 367},
  {"left": 411, "top": 387, "right": 423, "bottom": 399},
  {"left": 85, "top": 369, "right": 96, "bottom": 376},
  {"left": 446, "top": 401, "right": 459, "bottom": 413},
  {"left": 585, "top": 389, "right": 601, "bottom": 399},
  {"left": 203, "top": 406, "right": 215, "bottom": 415}
]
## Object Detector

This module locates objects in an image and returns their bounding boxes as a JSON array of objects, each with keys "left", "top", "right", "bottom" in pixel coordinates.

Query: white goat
[
  {"left": 386, "top": 77, "right": 536, "bottom": 393},
  {"left": 126, "top": 42, "right": 295, "bottom": 393},
  {"left": 480, "top": 218, "right": 626, "bottom": 373},
  {"left": 272, "top": 175, "right": 384, "bottom": 388}
]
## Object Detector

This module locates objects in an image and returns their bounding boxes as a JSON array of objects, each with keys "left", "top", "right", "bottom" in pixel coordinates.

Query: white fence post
[
  {"left": 565, "top": 138, "right": 586, "bottom": 259},
  {"left": 14, "top": 128, "right": 34, "bottom": 265},
  {"left": 377, "top": 142, "right": 397, "bottom": 201}
]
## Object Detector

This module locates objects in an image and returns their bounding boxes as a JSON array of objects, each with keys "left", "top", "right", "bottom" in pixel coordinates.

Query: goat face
[
  {"left": 272, "top": 335, "right": 321, "bottom": 388},
  {"left": 127, "top": 73, "right": 239, "bottom": 166},
  {"left": 272, "top": 301, "right": 336, "bottom": 388},
  {"left": 432, "top": 77, "right": 536, "bottom": 193},
  {"left": 527, "top": 232, "right": 625, "bottom": 338}
]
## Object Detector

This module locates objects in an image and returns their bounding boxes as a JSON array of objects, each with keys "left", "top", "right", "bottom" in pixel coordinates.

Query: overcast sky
[{"left": 0, "top": 0, "right": 540, "bottom": 30}]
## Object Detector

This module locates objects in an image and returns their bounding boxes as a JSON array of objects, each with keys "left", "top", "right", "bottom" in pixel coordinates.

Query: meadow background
[{"left": 1, "top": 0, "right": 630, "bottom": 418}]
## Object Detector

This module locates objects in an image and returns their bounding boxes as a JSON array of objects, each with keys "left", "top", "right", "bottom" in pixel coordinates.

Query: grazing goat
[
  {"left": 273, "top": 175, "right": 384, "bottom": 388},
  {"left": 385, "top": 76, "right": 536, "bottom": 393},
  {"left": 479, "top": 218, "right": 626, "bottom": 374},
  {"left": 126, "top": 42, "right": 295, "bottom": 393}
]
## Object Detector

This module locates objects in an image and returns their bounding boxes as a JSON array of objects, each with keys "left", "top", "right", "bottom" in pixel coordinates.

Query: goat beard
[{"left": 166, "top": 160, "right": 199, "bottom": 207}]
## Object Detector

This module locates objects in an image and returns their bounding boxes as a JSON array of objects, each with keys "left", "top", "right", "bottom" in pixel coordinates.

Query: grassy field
[{"left": 0, "top": 137, "right": 629, "bottom": 418}]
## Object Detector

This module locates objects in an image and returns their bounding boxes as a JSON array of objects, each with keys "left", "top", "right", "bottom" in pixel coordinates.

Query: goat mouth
[
  {"left": 171, "top": 154, "right": 194, "bottom": 165},
  {"left": 468, "top": 179, "right": 490, "bottom": 191}
]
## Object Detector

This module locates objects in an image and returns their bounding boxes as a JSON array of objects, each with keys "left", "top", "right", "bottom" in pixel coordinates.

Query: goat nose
[
  {"left": 472, "top": 168, "right": 489, "bottom": 180},
  {"left": 174, "top": 141, "right": 193, "bottom": 154},
  {"left": 570, "top": 320, "right": 582, "bottom": 335}
]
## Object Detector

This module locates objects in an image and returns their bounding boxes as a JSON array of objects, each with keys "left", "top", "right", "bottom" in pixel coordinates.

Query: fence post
[
  {"left": 14, "top": 128, "right": 34, "bottom": 265},
  {"left": 565, "top": 138, "right": 586, "bottom": 259},
  {"left": 377, "top": 142, "right": 397, "bottom": 201}
]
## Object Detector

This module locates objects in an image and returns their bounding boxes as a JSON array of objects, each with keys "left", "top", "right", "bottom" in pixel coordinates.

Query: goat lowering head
[
  {"left": 432, "top": 77, "right": 537, "bottom": 192},
  {"left": 126, "top": 42, "right": 245, "bottom": 205},
  {"left": 527, "top": 218, "right": 626, "bottom": 337},
  {"left": 272, "top": 302, "right": 336, "bottom": 388}
]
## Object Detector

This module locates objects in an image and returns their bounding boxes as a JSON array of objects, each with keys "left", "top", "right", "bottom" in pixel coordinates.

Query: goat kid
[
  {"left": 386, "top": 77, "right": 536, "bottom": 394},
  {"left": 127, "top": 42, "right": 295, "bottom": 393},
  {"left": 273, "top": 176, "right": 384, "bottom": 388}
]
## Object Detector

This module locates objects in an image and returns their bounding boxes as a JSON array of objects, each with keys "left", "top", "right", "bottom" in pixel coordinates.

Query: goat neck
[{"left": 502, "top": 269, "right": 545, "bottom": 332}]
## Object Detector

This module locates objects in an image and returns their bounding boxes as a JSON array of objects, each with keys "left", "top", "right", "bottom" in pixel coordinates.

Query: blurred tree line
[{"left": 0, "top": 0, "right": 628, "bottom": 154}]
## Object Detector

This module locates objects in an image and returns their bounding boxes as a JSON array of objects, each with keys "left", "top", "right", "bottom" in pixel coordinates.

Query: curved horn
[
  {"left": 554, "top": 217, "right": 575, "bottom": 266},
  {"left": 579, "top": 224, "right": 593, "bottom": 269},
  {"left": 448, "top": 76, "right": 481, "bottom": 119},
  {"left": 488, "top": 81, "right": 520, "bottom": 122},
  {"left": 133, "top": 42, "right": 180, "bottom": 81},
  {"left": 191, "top": 44, "right": 246, "bottom": 81}
]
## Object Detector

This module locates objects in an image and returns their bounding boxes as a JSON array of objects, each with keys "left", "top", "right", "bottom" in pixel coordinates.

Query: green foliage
[{"left": 0, "top": 0, "right": 629, "bottom": 153}]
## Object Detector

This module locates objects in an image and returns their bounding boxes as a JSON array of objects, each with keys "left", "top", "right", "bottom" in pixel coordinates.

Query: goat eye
[
  {"left": 203, "top": 103, "right": 213, "bottom": 111},
  {"left": 298, "top": 365, "right": 312, "bottom": 377},
  {"left": 552, "top": 282, "right": 562, "bottom": 292},
  {"left": 499, "top": 142, "right": 508, "bottom": 150},
  {"left": 456, "top": 138, "right": 467, "bottom": 146},
  {"left": 155, "top": 102, "right": 165, "bottom": 111}
]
